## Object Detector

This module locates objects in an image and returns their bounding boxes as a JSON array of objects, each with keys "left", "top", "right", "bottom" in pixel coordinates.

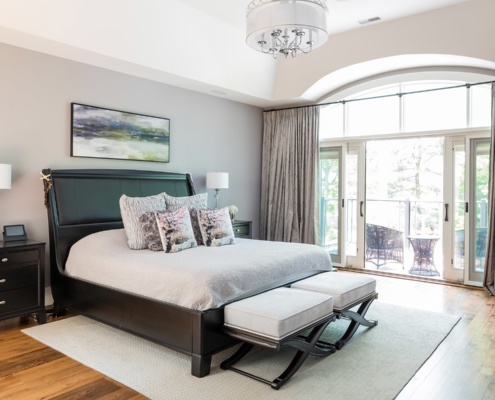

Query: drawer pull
[
  {"left": 1, "top": 258, "right": 7, "bottom": 263},
  {"left": 0, "top": 301, "right": 5, "bottom": 305},
  {"left": 0, "top": 279, "right": 5, "bottom": 284},
  {"left": 235, "top": 229, "right": 240, "bottom": 232}
]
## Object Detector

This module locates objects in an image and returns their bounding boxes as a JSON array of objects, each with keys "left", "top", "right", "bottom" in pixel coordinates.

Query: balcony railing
[{"left": 320, "top": 197, "right": 488, "bottom": 273}]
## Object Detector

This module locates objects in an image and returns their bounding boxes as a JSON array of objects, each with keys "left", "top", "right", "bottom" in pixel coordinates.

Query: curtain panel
[
  {"left": 483, "top": 83, "right": 495, "bottom": 295},
  {"left": 260, "top": 106, "right": 319, "bottom": 244}
]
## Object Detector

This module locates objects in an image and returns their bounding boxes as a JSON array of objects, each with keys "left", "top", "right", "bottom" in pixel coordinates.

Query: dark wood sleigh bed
[{"left": 42, "top": 168, "right": 326, "bottom": 377}]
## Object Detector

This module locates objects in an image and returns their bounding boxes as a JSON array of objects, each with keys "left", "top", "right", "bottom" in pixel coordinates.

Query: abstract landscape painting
[{"left": 71, "top": 103, "right": 170, "bottom": 162}]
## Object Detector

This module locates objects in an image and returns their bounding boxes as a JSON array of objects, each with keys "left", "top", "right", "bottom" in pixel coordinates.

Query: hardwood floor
[
  {"left": 1, "top": 274, "right": 494, "bottom": 399},
  {"left": 0, "top": 316, "right": 146, "bottom": 399}
]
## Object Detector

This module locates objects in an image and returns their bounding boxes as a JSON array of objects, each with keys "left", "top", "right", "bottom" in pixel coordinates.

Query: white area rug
[{"left": 22, "top": 302, "right": 459, "bottom": 400}]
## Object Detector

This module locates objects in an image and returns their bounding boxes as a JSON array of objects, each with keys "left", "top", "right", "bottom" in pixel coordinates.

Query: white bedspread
[{"left": 65, "top": 229, "right": 332, "bottom": 311}]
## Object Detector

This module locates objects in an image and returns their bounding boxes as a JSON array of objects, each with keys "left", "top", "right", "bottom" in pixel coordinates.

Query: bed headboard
[{"left": 42, "top": 168, "right": 195, "bottom": 273}]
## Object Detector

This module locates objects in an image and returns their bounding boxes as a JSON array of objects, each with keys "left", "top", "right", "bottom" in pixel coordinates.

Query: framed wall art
[{"left": 71, "top": 103, "right": 170, "bottom": 163}]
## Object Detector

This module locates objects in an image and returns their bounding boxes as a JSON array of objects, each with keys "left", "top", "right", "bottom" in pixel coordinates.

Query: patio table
[{"left": 407, "top": 236, "right": 440, "bottom": 277}]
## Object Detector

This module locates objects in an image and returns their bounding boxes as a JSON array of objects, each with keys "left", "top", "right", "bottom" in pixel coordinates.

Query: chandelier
[{"left": 246, "top": 0, "right": 329, "bottom": 59}]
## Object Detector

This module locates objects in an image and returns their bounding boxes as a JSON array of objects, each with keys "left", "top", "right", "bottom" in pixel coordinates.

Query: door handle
[
  {"left": 444, "top": 204, "right": 449, "bottom": 222},
  {"left": 360, "top": 201, "right": 364, "bottom": 217}
]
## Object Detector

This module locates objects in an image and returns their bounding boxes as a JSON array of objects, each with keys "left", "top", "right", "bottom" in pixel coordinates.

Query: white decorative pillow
[
  {"left": 197, "top": 207, "right": 235, "bottom": 247},
  {"left": 165, "top": 193, "right": 208, "bottom": 245},
  {"left": 156, "top": 207, "right": 197, "bottom": 253},
  {"left": 119, "top": 193, "right": 166, "bottom": 249}
]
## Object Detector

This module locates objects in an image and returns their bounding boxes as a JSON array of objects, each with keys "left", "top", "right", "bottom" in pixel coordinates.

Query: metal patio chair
[{"left": 365, "top": 224, "right": 404, "bottom": 268}]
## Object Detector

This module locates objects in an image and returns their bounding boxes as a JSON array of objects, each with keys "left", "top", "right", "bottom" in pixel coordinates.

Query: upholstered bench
[
  {"left": 291, "top": 272, "right": 378, "bottom": 349},
  {"left": 221, "top": 287, "right": 336, "bottom": 390}
]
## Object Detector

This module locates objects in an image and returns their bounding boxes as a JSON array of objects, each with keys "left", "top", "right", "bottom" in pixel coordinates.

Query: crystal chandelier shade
[{"left": 246, "top": 0, "right": 329, "bottom": 59}]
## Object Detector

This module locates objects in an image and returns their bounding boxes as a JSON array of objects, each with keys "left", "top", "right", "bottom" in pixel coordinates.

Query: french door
[
  {"left": 319, "top": 142, "right": 363, "bottom": 267},
  {"left": 444, "top": 136, "right": 490, "bottom": 285},
  {"left": 320, "top": 133, "right": 490, "bottom": 285}
]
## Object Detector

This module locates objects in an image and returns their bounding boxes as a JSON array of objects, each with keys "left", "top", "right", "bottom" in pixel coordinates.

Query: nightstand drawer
[
  {"left": 0, "top": 250, "right": 39, "bottom": 266},
  {"left": 0, "top": 265, "right": 38, "bottom": 291},
  {"left": 233, "top": 225, "right": 250, "bottom": 236},
  {"left": 232, "top": 221, "right": 252, "bottom": 238},
  {"left": 0, "top": 287, "right": 39, "bottom": 314}
]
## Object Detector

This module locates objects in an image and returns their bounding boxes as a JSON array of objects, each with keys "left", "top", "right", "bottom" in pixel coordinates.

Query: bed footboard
[{"left": 52, "top": 273, "right": 239, "bottom": 377}]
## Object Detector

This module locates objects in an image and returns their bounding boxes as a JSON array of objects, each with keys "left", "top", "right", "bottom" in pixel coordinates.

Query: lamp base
[{"left": 214, "top": 189, "right": 220, "bottom": 209}]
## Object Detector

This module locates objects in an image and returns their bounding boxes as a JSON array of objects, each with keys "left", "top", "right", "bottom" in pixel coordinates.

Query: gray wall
[{"left": 0, "top": 43, "right": 263, "bottom": 286}]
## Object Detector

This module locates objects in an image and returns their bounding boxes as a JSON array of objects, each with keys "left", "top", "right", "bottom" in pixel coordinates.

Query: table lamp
[
  {"left": 0, "top": 164, "right": 11, "bottom": 189},
  {"left": 206, "top": 172, "right": 228, "bottom": 208}
]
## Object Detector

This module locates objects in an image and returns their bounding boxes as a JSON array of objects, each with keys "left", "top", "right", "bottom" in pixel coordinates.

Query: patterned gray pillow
[
  {"left": 139, "top": 212, "right": 163, "bottom": 251},
  {"left": 165, "top": 193, "right": 207, "bottom": 245},
  {"left": 119, "top": 193, "right": 166, "bottom": 249},
  {"left": 197, "top": 207, "right": 235, "bottom": 247}
]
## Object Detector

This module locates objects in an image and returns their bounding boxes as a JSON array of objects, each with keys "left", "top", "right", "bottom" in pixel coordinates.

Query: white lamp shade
[
  {"left": 207, "top": 172, "right": 229, "bottom": 189},
  {"left": 0, "top": 164, "right": 11, "bottom": 189},
  {"left": 246, "top": 0, "right": 329, "bottom": 52}
]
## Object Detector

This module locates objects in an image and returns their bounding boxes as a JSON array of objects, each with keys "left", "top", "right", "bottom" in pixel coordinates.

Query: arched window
[
  {"left": 320, "top": 81, "right": 491, "bottom": 139},
  {"left": 318, "top": 79, "right": 491, "bottom": 286}
]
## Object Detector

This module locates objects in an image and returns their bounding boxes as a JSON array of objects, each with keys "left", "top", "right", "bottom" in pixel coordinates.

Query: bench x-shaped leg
[
  {"left": 221, "top": 315, "right": 336, "bottom": 390},
  {"left": 332, "top": 294, "right": 378, "bottom": 350}
]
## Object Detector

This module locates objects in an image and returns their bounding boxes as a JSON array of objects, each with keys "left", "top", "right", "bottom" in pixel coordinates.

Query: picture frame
[{"left": 71, "top": 103, "right": 170, "bottom": 163}]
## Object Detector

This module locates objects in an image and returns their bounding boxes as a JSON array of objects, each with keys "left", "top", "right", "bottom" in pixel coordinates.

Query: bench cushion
[
  {"left": 224, "top": 287, "right": 334, "bottom": 340},
  {"left": 291, "top": 272, "right": 376, "bottom": 309}
]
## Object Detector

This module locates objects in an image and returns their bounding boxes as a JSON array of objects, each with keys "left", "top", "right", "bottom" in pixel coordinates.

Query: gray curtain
[
  {"left": 260, "top": 106, "right": 319, "bottom": 244},
  {"left": 483, "top": 83, "right": 495, "bottom": 295}
]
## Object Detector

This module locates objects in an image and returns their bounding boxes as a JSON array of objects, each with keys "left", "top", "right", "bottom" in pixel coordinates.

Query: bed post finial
[{"left": 40, "top": 169, "right": 52, "bottom": 209}]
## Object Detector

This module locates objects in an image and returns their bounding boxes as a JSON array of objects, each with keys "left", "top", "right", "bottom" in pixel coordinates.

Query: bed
[{"left": 42, "top": 168, "right": 332, "bottom": 377}]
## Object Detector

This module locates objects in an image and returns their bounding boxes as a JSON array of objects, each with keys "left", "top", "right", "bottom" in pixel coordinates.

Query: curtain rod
[{"left": 264, "top": 79, "right": 495, "bottom": 113}]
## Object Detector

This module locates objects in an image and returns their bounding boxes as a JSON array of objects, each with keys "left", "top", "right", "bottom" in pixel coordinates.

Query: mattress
[{"left": 65, "top": 229, "right": 332, "bottom": 311}]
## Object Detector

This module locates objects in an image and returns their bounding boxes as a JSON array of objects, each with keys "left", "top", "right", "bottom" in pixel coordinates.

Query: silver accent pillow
[{"left": 119, "top": 193, "right": 166, "bottom": 249}]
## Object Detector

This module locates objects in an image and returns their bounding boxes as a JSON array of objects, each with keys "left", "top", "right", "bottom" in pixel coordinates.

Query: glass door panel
[
  {"left": 468, "top": 139, "right": 490, "bottom": 283},
  {"left": 346, "top": 146, "right": 358, "bottom": 257},
  {"left": 453, "top": 142, "right": 466, "bottom": 271},
  {"left": 320, "top": 147, "right": 342, "bottom": 264}
]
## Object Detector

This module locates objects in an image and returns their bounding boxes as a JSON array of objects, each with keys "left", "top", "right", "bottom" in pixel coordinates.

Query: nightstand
[
  {"left": 0, "top": 240, "right": 46, "bottom": 324},
  {"left": 232, "top": 220, "right": 252, "bottom": 239}
]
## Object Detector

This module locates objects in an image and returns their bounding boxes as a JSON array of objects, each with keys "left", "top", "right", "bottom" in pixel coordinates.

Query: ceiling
[
  {"left": 180, "top": 0, "right": 464, "bottom": 35},
  {"left": 0, "top": 0, "right": 470, "bottom": 107}
]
